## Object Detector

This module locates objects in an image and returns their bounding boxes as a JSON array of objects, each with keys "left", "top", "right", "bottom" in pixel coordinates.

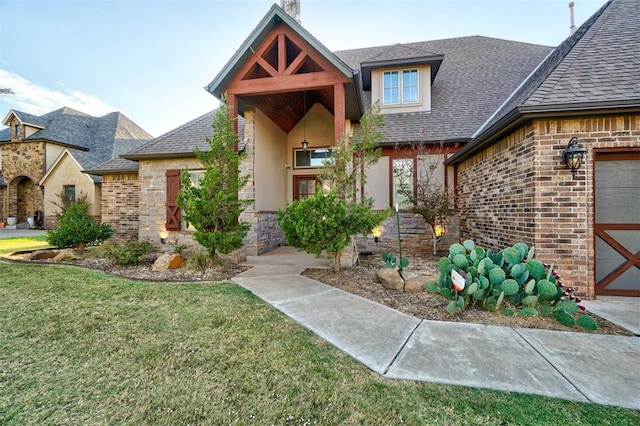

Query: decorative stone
[
  {"left": 53, "top": 248, "right": 80, "bottom": 262},
  {"left": 152, "top": 253, "right": 184, "bottom": 271},
  {"left": 29, "top": 250, "right": 58, "bottom": 260},
  {"left": 404, "top": 275, "right": 428, "bottom": 293},
  {"left": 376, "top": 268, "right": 404, "bottom": 291}
]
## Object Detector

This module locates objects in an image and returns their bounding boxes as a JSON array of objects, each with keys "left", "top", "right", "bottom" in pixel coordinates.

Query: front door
[
  {"left": 293, "top": 175, "right": 319, "bottom": 201},
  {"left": 594, "top": 150, "right": 640, "bottom": 296}
]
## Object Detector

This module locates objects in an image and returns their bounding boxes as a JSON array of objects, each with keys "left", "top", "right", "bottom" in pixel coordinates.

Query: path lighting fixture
[
  {"left": 372, "top": 226, "right": 383, "bottom": 243},
  {"left": 562, "top": 137, "right": 586, "bottom": 179},
  {"left": 160, "top": 230, "right": 169, "bottom": 244},
  {"left": 300, "top": 91, "right": 309, "bottom": 151}
]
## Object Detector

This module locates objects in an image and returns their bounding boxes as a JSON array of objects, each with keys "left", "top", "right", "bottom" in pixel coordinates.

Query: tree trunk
[{"left": 333, "top": 250, "right": 341, "bottom": 273}]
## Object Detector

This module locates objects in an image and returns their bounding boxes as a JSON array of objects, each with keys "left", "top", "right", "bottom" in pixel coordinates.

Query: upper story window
[
  {"left": 294, "top": 148, "right": 332, "bottom": 169},
  {"left": 64, "top": 185, "right": 76, "bottom": 204},
  {"left": 14, "top": 124, "right": 20, "bottom": 139},
  {"left": 383, "top": 69, "right": 419, "bottom": 105}
]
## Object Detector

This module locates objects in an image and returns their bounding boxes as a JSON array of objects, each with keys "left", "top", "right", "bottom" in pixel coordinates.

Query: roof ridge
[{"left": 525, "top": 0, "right": 614, "bottom": 105}]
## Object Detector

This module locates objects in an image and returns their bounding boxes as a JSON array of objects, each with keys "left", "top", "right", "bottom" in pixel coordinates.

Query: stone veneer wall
[
  {"left": 456, "top": 115, "right": 640, "bottom": 298},
  {"left": 101, "top": 173, "right": 139, "bottom": 239},
  {"left": 354, "top": 212, "right": 459, "bottom": 256},
  {"left": 0, "top": 141, "right": 45, "bottom": 222}
]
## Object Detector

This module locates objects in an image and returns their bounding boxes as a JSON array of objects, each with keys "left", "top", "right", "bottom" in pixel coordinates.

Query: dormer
[
  {"left": 2, "top": 110, "right": 47, "bottom": 141},
  {"left": 359, "top": 44, "right": 443, "bottom": 114}
]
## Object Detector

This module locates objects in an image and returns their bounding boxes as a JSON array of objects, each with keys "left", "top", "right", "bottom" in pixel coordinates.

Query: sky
[{"left": 0, "top": 0, "right": 608, "bottom": 137}]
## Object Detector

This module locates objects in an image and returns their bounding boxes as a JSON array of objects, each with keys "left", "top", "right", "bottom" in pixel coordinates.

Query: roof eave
[
  {"left": 121, "top": 152, "right": 199, "bottom": 161},
  {"left": 446, "top": 99, "right": 640, "bottom": 165},
  {"left": 360, "top": 55, "right": 444, "bottom": 90},
  {"left": 205, "top": 4, "right": 354, "bottom": 99},
  {"left": 82, "top": 167, "right": 139, "bottom": 176}
]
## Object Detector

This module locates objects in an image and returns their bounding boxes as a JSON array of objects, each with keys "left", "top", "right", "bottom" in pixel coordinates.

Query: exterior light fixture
[
  {"left": 562, "top": 137, "right": 587, "bottom": 179},
  {"left": 372, "top": 226, "right": 383, "bottom": 243},
  {"left": 301, "top": 91, "right": 309, "bottom": 151},
  {"left": 159, "top": 230, "right": 169, "bottom": 244}
]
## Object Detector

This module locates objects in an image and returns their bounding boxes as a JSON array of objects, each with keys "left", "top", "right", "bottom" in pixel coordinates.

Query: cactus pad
[
  {"left": 553, "top": 309, "right": 576, "bottom": 327},
  {"left": 449, "top": 243, "right": 466, "bottom": 257},
  {"left": 463, "top": 240, "right": 475, "bottom": 251},
  {"left": 518, "top": 307, "right": 539, "bottom": 317},
  {"left": 500, "top": 279, "right": 520, "bottom": 296},
  {"left": 489, "top": 268, "right": 506, "bottom": 286},
  {"left": 521, "top": 295, "right": 538, "bottom": 307},
  {"left": 453, "top": 254, "right": 469, "bottom": 269},
  {"left": 536, "top": 279, "right": 558, "bottom": 299},
  {"left": 577, "top": 315, "right": 597, "bottom": 331},
  {"left": 526, "top": 259, "right": 545, "bottom": 280},
  {"left": 503, "top": 247, "right": 521, "bottom": 264}
]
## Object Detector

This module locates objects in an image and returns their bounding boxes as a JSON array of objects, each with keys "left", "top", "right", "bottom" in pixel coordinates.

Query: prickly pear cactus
[
  {"left": 536, "top": 279, "right": 558, "bottom": 299},
  {"left": 500, "top": 279, "right": 520, "bottom": 296}
]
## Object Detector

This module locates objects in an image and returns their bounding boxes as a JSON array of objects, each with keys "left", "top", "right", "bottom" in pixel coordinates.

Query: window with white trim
[{"left": 383, "top": 69, "right": 419, "bottom": 105}]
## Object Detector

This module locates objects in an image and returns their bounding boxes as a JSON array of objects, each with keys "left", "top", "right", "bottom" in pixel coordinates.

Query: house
[
  {"left": 446, "top": 0, "right": 640, "bottom": 297},
  {"left": 0, "top": 107, "right": 152, "bottom": 228},
  {"left": 94, "top": 2, "right": 551, "bottom": 258}
]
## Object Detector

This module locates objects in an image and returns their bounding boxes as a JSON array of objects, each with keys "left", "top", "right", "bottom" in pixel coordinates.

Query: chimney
[
  {"left": 280, "top": 0, "right": 301, "bottom": 24},
  {"left": 569, "top": 2, "right": 577, "bottom": 35}
]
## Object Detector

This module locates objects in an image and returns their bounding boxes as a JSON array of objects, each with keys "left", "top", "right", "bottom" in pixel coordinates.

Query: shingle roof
[
  {"left": 121, "top": 110, "right": 245, "bottom": 160},
  {"left": 0, "top": 107, "right": 153, "bottom": 174},
  {"left": 448, "top": 0, "right": 639, "bottom": 164},
  {"left": 83, "top": 157, "right": 140, "bottom": 175},
  {"left": 335, "top": 36, "right": 553, "bottom": 144}
]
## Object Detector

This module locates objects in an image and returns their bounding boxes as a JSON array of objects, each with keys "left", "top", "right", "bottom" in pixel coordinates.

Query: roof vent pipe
[
  {"left": 280, "top": 0, "right": 301, "bottom": 24},
  {"left": 569, "top": 2, "right": 577, "bottom": 35}
]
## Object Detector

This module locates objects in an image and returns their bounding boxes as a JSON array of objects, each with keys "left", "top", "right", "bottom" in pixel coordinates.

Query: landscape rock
[
  {"left": 376, "top": 268, "right": 404, "bottom": 291},
  {"left": 53, "top": 248, "right": 80, "bottom": 262},
  {"left": 404, "top": 275, "right": 427, "bottom": 293},
  {"left": 28, "top": 250, "right": 58, "bottom": 260},
  {"left": 153, "top": 253, "right": 185, "bottom": 271}
]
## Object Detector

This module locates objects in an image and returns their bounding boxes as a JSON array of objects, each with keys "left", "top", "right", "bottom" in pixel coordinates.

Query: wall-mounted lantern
[
  {"left": 561, "top": 137, "right": 587, "bottom": 179},
  {"left": 159, "top": 230, "right": 169, "bottom": 244}
]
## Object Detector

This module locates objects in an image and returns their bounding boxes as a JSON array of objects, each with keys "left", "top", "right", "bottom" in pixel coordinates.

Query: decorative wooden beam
[
  {"left": 285, "top": 51, "right": 307, "bottom": 76},
  {"left": 278, "top": 33, "right": 286, "bottom": 74},
  {"left": 333, "top": 83, "right": 345, "bottom": 144},
  {"left": 228, "top": 72, "right": 349, "bottom": 96}
]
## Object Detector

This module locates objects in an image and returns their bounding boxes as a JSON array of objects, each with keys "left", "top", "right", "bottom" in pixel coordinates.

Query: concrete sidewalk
[{"left": 233, "top": 247, "right": 640, "bottom": 410}]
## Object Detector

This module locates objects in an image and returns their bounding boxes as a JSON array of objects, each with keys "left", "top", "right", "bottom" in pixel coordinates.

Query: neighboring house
[
  {"left": 96, "top": 3, "right": 551, "bottom": 257},
  {"left": 446, "top": 0, "right": 640, "bottom": 297},
  {"left": 0, "top": 107, "right": 152, "bottom": 228}
]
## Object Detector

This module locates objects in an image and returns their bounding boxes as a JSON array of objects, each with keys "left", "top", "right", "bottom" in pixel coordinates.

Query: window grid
[{"left": 382, "top": 68, "right": 419, "bottom": 105}]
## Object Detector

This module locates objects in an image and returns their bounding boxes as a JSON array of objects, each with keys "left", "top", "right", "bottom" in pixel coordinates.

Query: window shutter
[{"left": 165, "top": 169, "right": 181, "bottom": 230}]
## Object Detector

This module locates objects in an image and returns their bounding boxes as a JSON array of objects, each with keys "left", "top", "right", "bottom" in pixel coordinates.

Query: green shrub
[
  {"left": 103, "top": 240, "right": 153, "bottom": 265},
  {"left": 46, "top": 202, "right": 113, "bottom": 253},
  {"left": 185, "top": 250, "right": 214, "bottom": 271},
  {"left": 425, "top": 240, "right": 596, "bottom": 330}
]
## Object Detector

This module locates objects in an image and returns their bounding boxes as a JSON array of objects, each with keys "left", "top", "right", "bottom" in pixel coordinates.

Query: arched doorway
[{"left": 13, "top": 176, "right": 36, "bottom": 223}]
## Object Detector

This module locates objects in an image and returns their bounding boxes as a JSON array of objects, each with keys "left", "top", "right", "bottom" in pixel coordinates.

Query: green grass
[
  {"left": 0, "top": 235, "right": 49, "bottom": 255},
  {"left": 0, "top": 263, "right": 637, "bottom": 425}
]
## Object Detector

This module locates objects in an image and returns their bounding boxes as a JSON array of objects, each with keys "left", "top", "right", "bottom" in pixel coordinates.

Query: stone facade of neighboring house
[
  {"left": 447, "top": 0, "right": 640, "bottom": 297},
  {"left": 0, "top": 107, "right": 152, "bottom": 229}
]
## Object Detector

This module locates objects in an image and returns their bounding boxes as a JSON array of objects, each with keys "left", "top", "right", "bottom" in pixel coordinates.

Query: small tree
[
  {"left": 178, "top": 98, "right": 251, "bottom": 260},
  {"left": 278, "top": 103, "right": 388, "bottom": 272},
  {"left": 0, "top": 88, "right": 14, "bottom": 94},
  {"left": 394, "top": 144, "right": 456, "bottom": 255},
  {"left": 46, "top": 201, "right": 113, "bottom": 253}
]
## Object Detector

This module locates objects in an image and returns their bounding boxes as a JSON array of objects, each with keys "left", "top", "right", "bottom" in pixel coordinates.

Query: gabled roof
[
  {"left": 448, "top": 0, "right": 640, "bottom": 164},
  {"left": 121, "top": 110, "right": 245, "bottom": 161},
  {"left": 2, "top": 110, "right": 47, "bottom": 129},
  {"left": 0, "top": 107, "right": 153, "bottom": 173},
  {"left": 336, "top": 36, "right": 553, "bottom": 144},
  {"left": 206, "top": 4, "right": 355, "bottom": 99}
]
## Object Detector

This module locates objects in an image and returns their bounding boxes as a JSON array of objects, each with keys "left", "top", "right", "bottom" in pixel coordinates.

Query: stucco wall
[
  {"left": 254, "top": 109, "right": 287, "bottom": 210},
  {"left": 42, "top": 153, "right": 100, "bottom": 227},
  {"left": 456, "top": 114, "right": 640, "bottom": 298}
]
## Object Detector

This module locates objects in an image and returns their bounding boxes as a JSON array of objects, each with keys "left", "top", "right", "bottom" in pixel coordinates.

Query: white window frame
[
  {"left": 382, "top": 68, "right": 420, "bottom": 106},
  {"left": 392, "top": 158, "right": 414, "bottom": 208},
  {"left": 185, "top": 170, "right": 205, "bottom": 230}
]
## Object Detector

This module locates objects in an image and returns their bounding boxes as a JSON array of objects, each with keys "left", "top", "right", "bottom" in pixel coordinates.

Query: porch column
[
  {"left": 334, "top": 83, "right": 346, "bottom": 144},
  {"left": 239, "top": 110, "right": 259, "bottom": 256}
]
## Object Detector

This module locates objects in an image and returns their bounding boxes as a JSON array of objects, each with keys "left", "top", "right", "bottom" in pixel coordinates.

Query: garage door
[{"left": 594, "top": 151, "right": 640, "bottom": 296}]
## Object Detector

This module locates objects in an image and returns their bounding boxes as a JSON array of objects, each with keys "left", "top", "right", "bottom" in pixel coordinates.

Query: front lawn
[
  {"left": 0, "top": 263, "right": 637, "bottom": 425},
  {"left": 0, "top": 235, "right": 49, "bottom": 255}
]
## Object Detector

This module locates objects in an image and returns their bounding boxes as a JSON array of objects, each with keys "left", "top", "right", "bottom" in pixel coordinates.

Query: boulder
[
  {"left": 376, "top": 268, "right": 404, "bottom": 291},
  {"left": 152, "top": 253, "right": 185, "bottom": 271},
  {"left": 29, "top": 250, "right": 58, "bottom": 260},
  {"left": 53, "top": 248, "right": 80, "bottom": 262},
  {"left": 404, "top": 275, "right": 427, "bottom": 293}
]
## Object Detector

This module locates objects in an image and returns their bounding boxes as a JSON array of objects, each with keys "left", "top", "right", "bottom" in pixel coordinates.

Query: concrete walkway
[{"left": 233, "top": 247, "right": 640, "bottom": 410}]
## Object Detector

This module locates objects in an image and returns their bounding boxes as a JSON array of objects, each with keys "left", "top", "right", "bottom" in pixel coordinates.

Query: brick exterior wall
[
  {"left": 456, "top": 114, "right": 640, "bottom": 298},
  {"left": 101, "top": 173, "right": 140, "bottom": 239}
]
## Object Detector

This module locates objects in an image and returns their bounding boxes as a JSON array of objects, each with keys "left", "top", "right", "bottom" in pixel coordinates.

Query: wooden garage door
[{"left": 594, "top": 151, "right": 640, "bottom": 296}]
